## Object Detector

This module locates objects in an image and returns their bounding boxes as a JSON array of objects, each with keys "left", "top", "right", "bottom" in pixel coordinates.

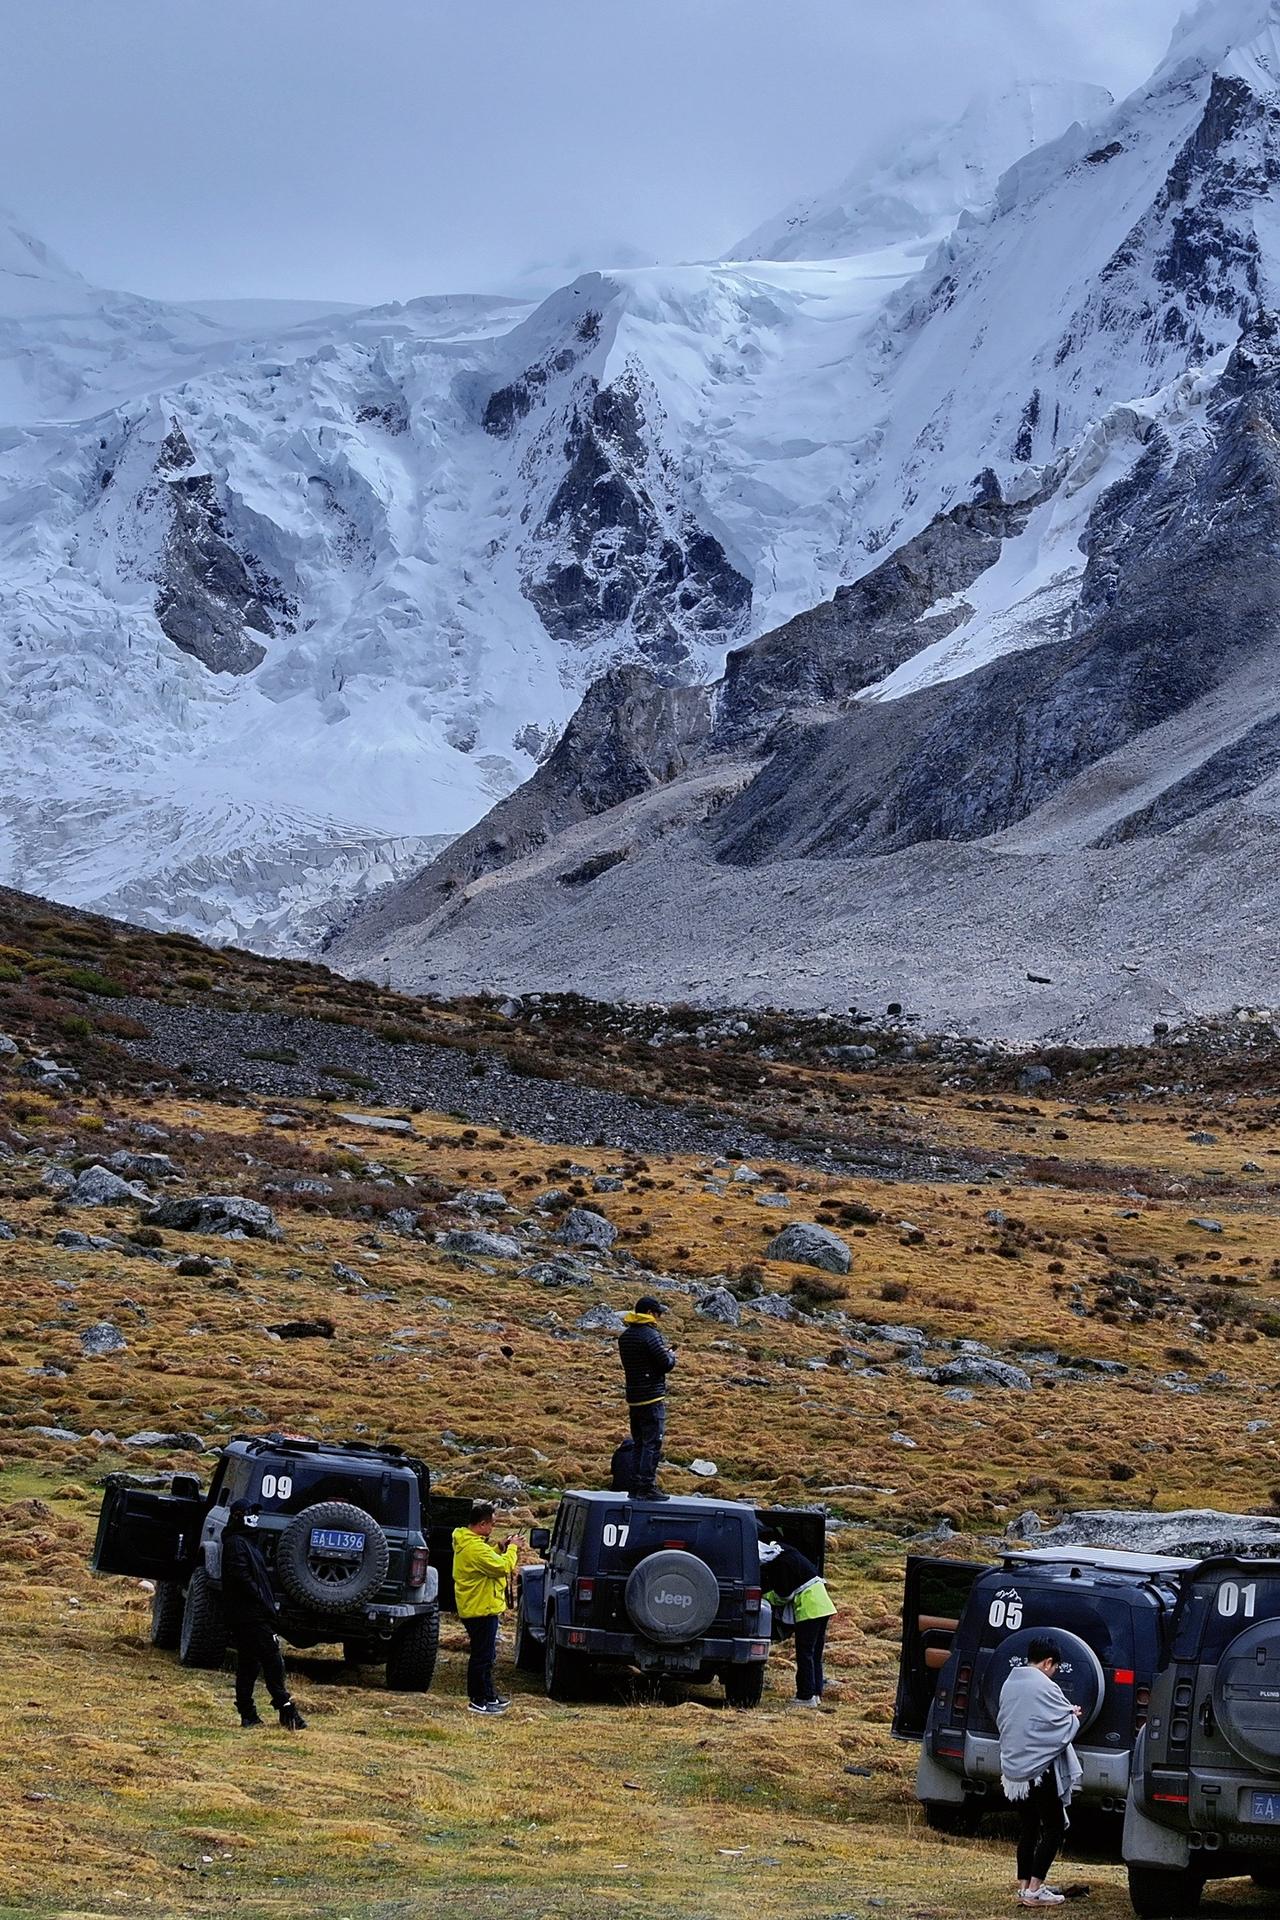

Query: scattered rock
[
  {"left": 1187, "top": 1217, "right": 1224, "bottom": 1234},
  {"left": 266, "top": 1319, "right": 336, "bottom": 1340},
  {"left": 123, "top": 1430, "right": 206, "bottom": 1450},
  {"left": 175, "top": 1255, "right": 216, "bottom": 1277},
  {"left": 26, "top": 1425, "right": 81, "bottom": 1442},
  {"left": 554, "top": 1208, "right": 617, "bottom": 1250},
  {"left": 890, "top": 1431, "right": 918, "bottom": 1449},
  {"left": 732, "top": 1165, "right": 761, "bottom": 1184},
  {"left": 66, "top": 1164, "right": 150, "bottom": 1208},
  {"left": 526, "top": 1256, "right": 597, "bottom": 1288},
  {"left": 144, "top": 1195, "right": 282, "bottom": 1239},
  {"left": 1018, "top": 1065, "right": 1054, "bottom": 1092},
  {"left": 688, "top": 1458, "right": 719, "bottom": 1477},
  {"left": 107, "top": 1150, "right": 180, "bottom": 1180},
  {"left": 576, "top": 1303, "right": 626, "bottom": 1333},
  {"left": 55, "top": 1229, "right": 116, "bottom": 1251},
  {"left": 0, "top": 1031, "right": 17, "bottom": 1056},
  {"left": 332, "top": 1261, "right": 365, "bottom": 1285},
  {"left": 755, "top": 1193, "right": 791, "bottom": 1209},
  {"left": 593, "top": 1175, "right": 625, "bottom": 1193},
  {"left": 696, "top": 1288, "right": 741, "bottom": 1327},
  {"left": 928, "top": 1356, "right": 1032, "bottom": 1391},
  {"left": 337, "top": 1113, "right": 415, "bottom": 1135},
  {"left": 1187, "top": 1132, "right": 1219, "bottom": 1146},
  {"left": 765, "top": 1223, "right": 852, "bottom": 1274},
  {"left": 0, "top": 1219, "right": 15, "bottom": 1240},
  {"left": 438, "top": 1229, "right": 520, "bottom": 1259},
  {"left": 745, "top": 1292, "right": 794, "bottom": 1320},
  {"left": 1025, "top": 1508, "right": 1280, "bottom": 1557},
  {"left": 80, "top": 1322, "right": 127, "bottom": 1357},
  {"left": 449, "top": 1189, "right": 509, "bottom": 1212}
]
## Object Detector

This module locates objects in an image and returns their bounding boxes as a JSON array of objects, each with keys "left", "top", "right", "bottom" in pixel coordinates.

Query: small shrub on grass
[
  {"left": 319, "top": 1065, "right": 375, "bottom": 1090},
  {"left": 60, "top": 1015, "right": 93, "bottom": 1039},
  {"left": 63, "top": 968, "right": 125, "bottom": 998},
  {"left": 0, "top": 962, "right": 20, "bottom": 983},
  {"left": 177, "top": 971, "right": 213, "bottom": 991}
]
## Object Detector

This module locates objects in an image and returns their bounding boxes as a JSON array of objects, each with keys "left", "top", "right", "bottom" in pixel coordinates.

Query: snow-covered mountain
[
  {"left": 728, "top": 79, "right": 1112, "bottom": 264},
  {"left": 330, "top": 0, "right": 1280, "bottom": 1038},
  {"left": 10, "top": 2, "right": 1280, "bottom": 977}
]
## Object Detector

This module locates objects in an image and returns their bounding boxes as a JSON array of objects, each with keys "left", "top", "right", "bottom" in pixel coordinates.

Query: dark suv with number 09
[{"left": 92, "top": 1435, "right": 473, "bottom": 1690}]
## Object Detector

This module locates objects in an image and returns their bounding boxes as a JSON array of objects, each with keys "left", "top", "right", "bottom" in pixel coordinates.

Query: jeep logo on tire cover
[{"left": 655, "top": 1587, "right": 693, "bottom": 1608}]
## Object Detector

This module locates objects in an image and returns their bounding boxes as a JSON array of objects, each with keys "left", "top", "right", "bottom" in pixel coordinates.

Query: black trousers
[
  {"left": 232, "top": 1619, "right": 290, "bottom": 1717},
  {"left": 1015, "top": 1770, "right": 1067, "bottom": 1884},
  {"left": 628, "top": 1400, "right": 666, "bottom": 1494},
  {"left": 463, "top": 1615, "right": 500, "bottom": 1705},
  {"left": 793, "top": 1615, "right": 829, "bottom": 1699}
]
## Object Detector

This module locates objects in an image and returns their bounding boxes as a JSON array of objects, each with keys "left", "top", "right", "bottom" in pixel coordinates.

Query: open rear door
[
  {"left": 91, "top": 1476, "right": 206, "bottom": 1581},
  {"left": 892, "top": 1554, "right": 985, "bottom": 1739},
  {"left": 756, "top": 1505, "right": 827, "bottom": 1574},
  {"left": 426, "top": 1494, "right": 476, "bottom": 1612}
]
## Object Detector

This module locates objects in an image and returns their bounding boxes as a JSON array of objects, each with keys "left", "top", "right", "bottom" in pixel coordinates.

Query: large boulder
[
  {"left": 576, "top": 1303, "right": 626, "bottom": 1333},
  {"left": 448, "top": 1189, "right": 509, "bottom": 1213},
  {"left": 554, "top": 1208, "right": 618, "bottom": 1251},
  {"left": 144, "top": 1194, "right": 282, "bottom": 1240},
  {"left": 928, "top": 1356, "right": 1032, "bottom": 1392},
  {"left": 107, "top": 1149, "right": 181, "bottom": 1180},
  {"left": 764, "top": 1222, "right": 852, "bottom": 1274},
  {"left": 66, "top": 1164, "right": 150, "bottom": 1208},
  {"left": 1014, "top": 1508, "right": 1280, "bottom": 1558},
  {"left": 80, "top": 1322, "right": 127, "bottom": 1357},
  {"left": 437, "top": 1229, "right": 520, "bottom": 1259},
  {"left": 696, "top": 1287, "right": 741, "bottom": 1326}
]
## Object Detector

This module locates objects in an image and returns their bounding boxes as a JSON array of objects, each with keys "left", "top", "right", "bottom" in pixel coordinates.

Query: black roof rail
[{"left": 228, "top": 1433, "right": 418, "bottom": 1467}]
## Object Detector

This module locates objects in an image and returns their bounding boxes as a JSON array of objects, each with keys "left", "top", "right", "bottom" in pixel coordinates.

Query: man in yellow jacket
[{"left": 452, "top": 1501, "right": 519, "bottom": 1716}]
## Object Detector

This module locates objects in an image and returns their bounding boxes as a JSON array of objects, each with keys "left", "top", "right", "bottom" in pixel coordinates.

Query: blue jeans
[
  {"left": 628, "top": 1400, "right": 666, "bottom": 1495},
  {"left": 463, "top": 1614, "right": 500, "bottom": 1705}
]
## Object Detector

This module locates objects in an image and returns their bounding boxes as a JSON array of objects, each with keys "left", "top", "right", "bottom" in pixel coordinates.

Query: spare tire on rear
[
  {"left": 1213, "top": 1620, "right": 1280, "bottom": 1773},
  {"left": 981, "top": 1627, "right": 1106, "bottom": 1733},
  {"left": 625, "top": 1549, "right": 720, "bottom": 1643},
  {"left": 275, "top": 1501, "right": 389, "bottom": 1613}
]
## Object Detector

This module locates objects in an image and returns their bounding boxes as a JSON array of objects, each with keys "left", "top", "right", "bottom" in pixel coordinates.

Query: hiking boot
[
  {"left": 278, "top": 1699, "right": 307, "bottom": 1731},
  {"left": 239, "top": 1709, "right": 263, "bottom": 1728}
]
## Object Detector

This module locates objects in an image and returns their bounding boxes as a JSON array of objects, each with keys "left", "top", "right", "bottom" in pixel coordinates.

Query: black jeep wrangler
[
  {"left": 895, "top": 1545, "right": 1194, "bottom": 1831},
  {"left": 1124, "top": 1555, "right": 1280, "bottom": 1915},
  {"left": 91, "top": 1435, "right": 473, "bottom": 1691},
  {"left": 515, "top": 1490, "right": 824, "bottom": 1708}
]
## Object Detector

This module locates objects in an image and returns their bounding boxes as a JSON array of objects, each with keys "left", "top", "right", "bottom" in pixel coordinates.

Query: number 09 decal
[
  {"left": 260, "top": 1473, "right": 293, "bottom": 1500},
  {"left": 602, "top": 1522, "right": 630, "bottom": 1548}
]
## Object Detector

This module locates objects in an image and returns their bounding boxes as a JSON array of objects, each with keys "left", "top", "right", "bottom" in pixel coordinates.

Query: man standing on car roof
[
  {"left": 221, "top": 1501, "right": 307, "bottom": 1731},
  {"left": 618, "top": 1294, "right": 676, "bottom": 1500},
  {"left": 452, "top": 1501, "right": 519, "bottom": 1716}
]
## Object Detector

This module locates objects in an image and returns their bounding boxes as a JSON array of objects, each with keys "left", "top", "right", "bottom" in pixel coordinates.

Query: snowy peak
[
  {"left": 727, "top": 79, "right": 1112, "bottom": 263},
  {"left": 1159, "top": 0, "right": 1280, "bottom": 89},
  {"left": 0, "top": 204, "right": 83, "bottom": 310}
]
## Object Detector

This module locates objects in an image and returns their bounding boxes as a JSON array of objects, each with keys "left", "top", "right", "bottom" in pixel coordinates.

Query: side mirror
[{"left": 530, "top": 1527, "right": 550, "bottom": 1553}]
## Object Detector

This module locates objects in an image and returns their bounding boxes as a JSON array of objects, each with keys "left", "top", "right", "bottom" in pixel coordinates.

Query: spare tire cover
[
  {"left": 981, "top": 1627, "right": 1106, "bottom": 1734},
  {"left": 276, "top": 1500, "right": 389, "bottom": 1613},
  {"left": 1213, "top": 1621, "right": 1280, "bottom": 1773},
  {"left": 625, "top": 1549, "right": 720, "bottom": 1643}
]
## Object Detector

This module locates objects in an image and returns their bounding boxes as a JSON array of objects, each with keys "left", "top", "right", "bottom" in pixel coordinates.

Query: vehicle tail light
[
  {"left": 576, "top": 1577, "right": 595, "bottom": 1605},
  {"left": 745, "top": 1586, "right": 762, "bottom": 1610},
  {"left": 1113, "top": 1669, "right": 1135, "bottom": 1686},
  {"left": 953, "top": 1662, "right": 972, "bottom": 1716},
  {"left": 408, "top": 1547, "right": 429, "bottom": 1587}
]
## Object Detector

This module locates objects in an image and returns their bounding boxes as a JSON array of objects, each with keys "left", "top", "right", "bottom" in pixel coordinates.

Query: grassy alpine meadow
[{"left": 1, "top": 900, "right": 1280, "bottom": 1917}]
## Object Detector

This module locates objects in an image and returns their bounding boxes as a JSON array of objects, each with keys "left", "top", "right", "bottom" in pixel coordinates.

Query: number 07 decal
[{"left": 602, "top": 1522, "right": 630, "bottom": 1547}]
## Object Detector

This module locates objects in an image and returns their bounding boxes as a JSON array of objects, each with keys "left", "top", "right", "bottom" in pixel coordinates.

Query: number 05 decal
[
  {"left": 989, "top": 1597, "right": 1024, "bottom": 1630},
  {"left": 602, "top": 1522, "right": 630, "bottom": 1547},
  {"left": 260, "top": 1473, "right": 293, "bottom": 1500}
]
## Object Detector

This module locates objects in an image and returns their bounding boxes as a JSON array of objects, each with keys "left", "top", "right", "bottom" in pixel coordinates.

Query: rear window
[
  {"left": 975, "top": 1581, "right": 1136, "bottom": 1668},
  {"left": 1175, "top": 1572, "right": 1280, "bottom": 1661},
  {"left": 251, "top": 1460, "right": 414, "bottom": 1527},
  {"left": 594, "top": 1505, "right": 752, "bottom": 1574}
]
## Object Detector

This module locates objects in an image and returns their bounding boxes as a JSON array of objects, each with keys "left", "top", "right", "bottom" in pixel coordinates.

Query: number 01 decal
[
  {"left": 602, "top": 1522, "right": 630, "bottom": 1548},
  {"left": 260, "top": 1473, "right": 293, "bottom": 1500},
  {"left": 1217, "top": 1581, "right": 1258, "bottom": 1620}
]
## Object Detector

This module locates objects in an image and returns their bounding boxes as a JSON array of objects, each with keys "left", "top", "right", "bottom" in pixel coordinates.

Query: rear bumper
[
  {"left": 926, "top": 1729, "right": 1131, "bottom": 1803},
  {"left": 553, "top": 1624, "right": 770, "bottom": 1668}
]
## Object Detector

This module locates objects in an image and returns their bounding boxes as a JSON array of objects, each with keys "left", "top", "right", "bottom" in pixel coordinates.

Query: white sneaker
[
  {"left": 788, "top": 1695, "right": 822, "bottom": 1709},
  {"left": 1019, "top": 1891, "right": 1065, "bottom": 1907}
]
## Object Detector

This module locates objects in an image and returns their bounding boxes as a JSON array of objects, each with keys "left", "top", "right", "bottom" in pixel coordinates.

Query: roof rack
[{"left": 231, "top": 1434, "right": 415, "bottom": 1467}]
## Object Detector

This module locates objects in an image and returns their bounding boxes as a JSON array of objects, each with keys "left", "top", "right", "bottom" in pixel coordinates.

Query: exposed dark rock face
[
  {"left": 714, "top": 481, "right": 1039, "bottom": 747},
  {"left": 522, "top": 368, "right": 750, "bottom": 674},
  {"left": 332, "top": 665, "right": 713, "bottom": 944},
  {"left": 713, "top": 321, "right": 1280, "bottom": 866},
  {"left": 151, "top": 423, "right": 294, "bottom": 676}
]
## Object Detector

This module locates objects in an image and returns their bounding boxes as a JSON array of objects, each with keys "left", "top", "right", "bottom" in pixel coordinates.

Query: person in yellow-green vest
[
  {"left": 757, "top": 1525, "right": 837, "bottom": 1708},
  {"left": 452, "top": 1501, "right": 519, "bottom": 1716}
]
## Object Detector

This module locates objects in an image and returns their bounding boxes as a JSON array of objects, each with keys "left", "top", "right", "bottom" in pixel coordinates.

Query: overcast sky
[{"left": 1, "top": 0, "right": 1189, "bottom": 305}]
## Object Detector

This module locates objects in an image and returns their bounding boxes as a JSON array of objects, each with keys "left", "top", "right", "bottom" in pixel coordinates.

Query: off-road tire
[
  {"left": 544, "top": 1625, "right": 590, "bottom": 1702},
  {"left": 179, "top": 1567, "right": 227, "bottom": 1669},
  {"left": 385, "top": 1607, "right": 440, "bottom": 1692},
  {"left": 151, "top": 1579, "right": 185, "bottom": 1650},
  {"left": 624, "top": 1549, "right": 720, "bottom": 1643},
  {"left": 514, "top": 1600, "right": 543, "bottom": 1673},
  {"left": 275, "top": 1501, "right": 389, "bottom": 1614},
  {"left": 1126, "top": 1863, "right": 1205, "bottom": 1917},
  {"left": 723, "top": 1663, "right": 765, "bottom": 1708}
]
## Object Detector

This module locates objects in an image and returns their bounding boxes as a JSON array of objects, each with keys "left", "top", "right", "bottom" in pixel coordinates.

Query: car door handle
[{"left": 1199, "top": 1699, "right": 1215, "bottom": 1737}]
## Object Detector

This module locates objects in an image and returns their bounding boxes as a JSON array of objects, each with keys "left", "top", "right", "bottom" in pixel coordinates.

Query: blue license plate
[
  {"left": 1251, "top": 1792, "right": 1280, "bottom": 1824},
  {"left": 310, "top": 1528, "right": 365, "bottom": 1556}
]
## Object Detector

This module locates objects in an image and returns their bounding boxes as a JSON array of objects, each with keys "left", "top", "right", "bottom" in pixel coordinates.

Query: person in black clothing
[
  {"left": 220, "top": 1501, "right": 306, "bottom": 1731},
  {"left": 617, "top": 1294, "right": 676, "bottom": 1499},
  {"left": 757, "top": 1526, "right": 837, "bottom": 1706}
]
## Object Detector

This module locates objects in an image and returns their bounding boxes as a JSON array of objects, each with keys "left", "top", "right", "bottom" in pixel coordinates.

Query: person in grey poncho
[{"left": 997, "top": 1636, "right": 1084, "bottom": 1907}]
